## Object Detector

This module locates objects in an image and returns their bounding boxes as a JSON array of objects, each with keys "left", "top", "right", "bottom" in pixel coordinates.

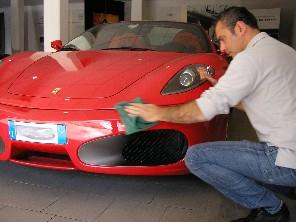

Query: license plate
[{"left": 8, "top": 120, "right": 67, "bottom": 145}]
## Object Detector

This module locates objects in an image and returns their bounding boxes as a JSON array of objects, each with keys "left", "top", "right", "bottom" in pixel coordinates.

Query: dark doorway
[
  {"left": 85, "top": 0, "right": 124, "bottom": 30},
  {"left": 0, "top": 12, "right": 5, "bottom": 54}
]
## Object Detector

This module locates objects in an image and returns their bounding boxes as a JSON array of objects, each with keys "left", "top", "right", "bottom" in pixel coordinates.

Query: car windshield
[{"left": 63, "top": 21, "right": 212, "bottom": 53}]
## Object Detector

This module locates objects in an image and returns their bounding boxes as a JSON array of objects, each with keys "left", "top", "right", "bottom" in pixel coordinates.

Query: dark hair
[{"left": 214, "top": 7, "right": 259, "bottom": 32}]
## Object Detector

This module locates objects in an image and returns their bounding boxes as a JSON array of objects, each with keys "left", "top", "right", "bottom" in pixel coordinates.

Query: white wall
[
  {"left": 187, "top": 0, "right": 296, "bottom": 48},
  {"left": 142, "top": 0, "right": 187, "bottom": 22},
  {"left": 25, "top": 5, "right": 43, "bottom": 51},
  {"left": 24, "top": 1, "right": 84, "bottom": 51},
  {"left": 242, "top": 0, "right": 296, "bottom": 47},
  {"left": 0, "top": 0, "right": 85, "bottom": 52},
  {"left": 125, "top": 0, "right": 295, "bottom": 48},
  {"left": 69, "top": 1, "right": 84, "bottom": 40},
  {"left": 124, "top": 0, "right": 131, "bottom": 21},
  {"left": 2, "top": 0, "right": 295, "bottom": 51}
]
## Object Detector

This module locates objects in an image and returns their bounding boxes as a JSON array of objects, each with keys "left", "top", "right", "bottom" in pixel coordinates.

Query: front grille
[
  {"left": 122, "top": 130, "right": 188, "bottom": 166},
  {"left": 78, "top": 129, "right": 188, "bottom": 166}
]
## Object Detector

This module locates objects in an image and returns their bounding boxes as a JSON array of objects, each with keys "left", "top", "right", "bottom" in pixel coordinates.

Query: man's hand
[
  {"left": 124, "top": 103, "right": 162, "bottom": 122},
  {"left": 198, "top": 67, "right": 218, "bottom": 86}
]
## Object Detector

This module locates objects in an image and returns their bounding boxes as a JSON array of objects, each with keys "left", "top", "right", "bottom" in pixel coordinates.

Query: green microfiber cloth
[{"left": 115, "top": 97, "right": 159, "bottom": 135}]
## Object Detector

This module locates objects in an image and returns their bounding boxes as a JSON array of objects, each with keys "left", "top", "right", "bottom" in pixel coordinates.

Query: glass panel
[{"left": 64, "top": 21, "right": 212, "bottom": 53}]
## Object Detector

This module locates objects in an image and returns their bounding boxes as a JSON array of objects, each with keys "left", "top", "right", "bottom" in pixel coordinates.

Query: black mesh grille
[{"left": 122, "top": 130, "right": 188, "bottom": 166}]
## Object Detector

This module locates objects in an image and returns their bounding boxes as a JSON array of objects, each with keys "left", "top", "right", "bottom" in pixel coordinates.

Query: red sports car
[{"left": 0, "top": 21, "right": 228, "bottom": 175}]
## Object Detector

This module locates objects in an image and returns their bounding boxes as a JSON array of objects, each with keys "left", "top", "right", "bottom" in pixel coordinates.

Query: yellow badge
[{"left": 51, "top": 88, "right": 61, "bottom": 95}]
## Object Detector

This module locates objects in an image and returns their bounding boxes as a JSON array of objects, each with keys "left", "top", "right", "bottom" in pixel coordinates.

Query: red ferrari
[{"left": 0, "top": 21, "right": 228, "bottom": 175}]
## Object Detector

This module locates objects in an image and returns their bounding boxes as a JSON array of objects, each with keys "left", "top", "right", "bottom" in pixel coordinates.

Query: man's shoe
[{"left": 230, "top": 203, "right": 290, "bottom": 222}]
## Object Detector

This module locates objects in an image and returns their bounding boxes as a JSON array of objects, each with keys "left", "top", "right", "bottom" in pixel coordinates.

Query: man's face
[{"left": 215, "top": 21, "right": 245, "bottom": 58}]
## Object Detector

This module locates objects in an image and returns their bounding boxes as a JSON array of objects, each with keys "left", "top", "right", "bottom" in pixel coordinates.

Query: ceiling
[{"left": 1, "top": 0, "right": 295, "bottom": 9}]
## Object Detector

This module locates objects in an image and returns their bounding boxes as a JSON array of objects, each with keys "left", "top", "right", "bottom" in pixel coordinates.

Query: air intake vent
[{"left": 122, "top": 130, "right": 187, "bottom": 166}]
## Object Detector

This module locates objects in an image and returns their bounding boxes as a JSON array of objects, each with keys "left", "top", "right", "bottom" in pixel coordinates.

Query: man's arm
[
  {"left": 124, "top": 67, "right": 220, "bottom": 124},
  {"left": 124, "top": 100, "right": 208, "bottom": 124}
]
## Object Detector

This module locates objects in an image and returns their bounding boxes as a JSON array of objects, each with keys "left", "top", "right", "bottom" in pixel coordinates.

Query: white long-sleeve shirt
[{"left": 196, "top": 32, "right": 296, "bottom": 169}]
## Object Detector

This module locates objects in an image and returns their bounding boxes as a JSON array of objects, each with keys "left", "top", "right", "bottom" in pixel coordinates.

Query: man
[{"left": 125, "top": 6, "right": 296, "bottom": 222}]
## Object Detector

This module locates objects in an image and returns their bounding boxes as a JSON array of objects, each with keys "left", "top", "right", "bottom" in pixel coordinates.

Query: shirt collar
[{"left": 247, "top": 32, "right": 269, "bottom": 49}]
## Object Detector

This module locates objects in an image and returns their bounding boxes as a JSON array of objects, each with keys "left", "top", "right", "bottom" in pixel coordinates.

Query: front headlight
[
  {"left": 0, "top": 60, "right": 3, "bottom": 65},
  {"left": 161, "top": 64, "right": 214, "bottom": 95}
]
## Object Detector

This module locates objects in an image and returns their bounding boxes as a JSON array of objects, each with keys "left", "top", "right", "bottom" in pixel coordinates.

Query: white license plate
[{"left": 8, "top": 120, "right": 67, "bottom": 145}]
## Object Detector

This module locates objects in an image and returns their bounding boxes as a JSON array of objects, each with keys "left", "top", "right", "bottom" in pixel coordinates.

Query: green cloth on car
[{"left": 115, "top": 97, "right": 159, "bottom": 135}]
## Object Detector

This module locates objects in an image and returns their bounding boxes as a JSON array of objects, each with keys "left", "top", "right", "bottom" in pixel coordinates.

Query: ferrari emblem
[{"left": 51, "top": 88, "right": 61, "bottom": 95}]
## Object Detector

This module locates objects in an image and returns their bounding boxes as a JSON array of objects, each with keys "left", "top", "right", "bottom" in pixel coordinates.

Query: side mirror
[{"left": 51, "top": 40, "right": 63, "bottom": 51}]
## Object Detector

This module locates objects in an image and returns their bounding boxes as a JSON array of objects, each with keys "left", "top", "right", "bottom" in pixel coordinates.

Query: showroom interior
[{"left": 0, "top": 0, "right": 295, "bottom": 221}]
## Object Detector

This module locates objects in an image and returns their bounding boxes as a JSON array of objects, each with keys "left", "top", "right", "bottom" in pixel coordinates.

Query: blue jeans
[{"left": 185, "top": 140, "right": 296, "bottom": 214}]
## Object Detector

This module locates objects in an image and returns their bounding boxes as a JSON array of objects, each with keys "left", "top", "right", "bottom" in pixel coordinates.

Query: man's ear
[{"left": 234, "top": 21, "right": 247, "bottom": 35}]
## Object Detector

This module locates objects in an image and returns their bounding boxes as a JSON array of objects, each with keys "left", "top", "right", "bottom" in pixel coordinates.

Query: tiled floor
[{"left": 0, "top": 110, "right": 294, "bottom": 222}]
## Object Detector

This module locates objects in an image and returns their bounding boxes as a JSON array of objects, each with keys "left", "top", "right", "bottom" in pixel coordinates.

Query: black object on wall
[
  {"left": 0, "top": 12, "right": 5, "bottom": 54},
  {"left": 187, "top": 11, "right": 213, "bottom": 31},
  {"left": 85, "top": 0, "right": 124, "bottom": 30}
]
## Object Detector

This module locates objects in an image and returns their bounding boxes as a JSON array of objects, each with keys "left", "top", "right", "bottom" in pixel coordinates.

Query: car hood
[{"left": 8, "top": 50, "right": 188, "bottom": 99}]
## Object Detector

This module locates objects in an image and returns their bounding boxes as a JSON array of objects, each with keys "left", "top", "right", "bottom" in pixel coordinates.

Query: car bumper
[
  {"left": 0, "top": 104, "right": 195, "bottom": 175},
  {"left": 0, "top": 103, "right": 227, "bottom": 175}
]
